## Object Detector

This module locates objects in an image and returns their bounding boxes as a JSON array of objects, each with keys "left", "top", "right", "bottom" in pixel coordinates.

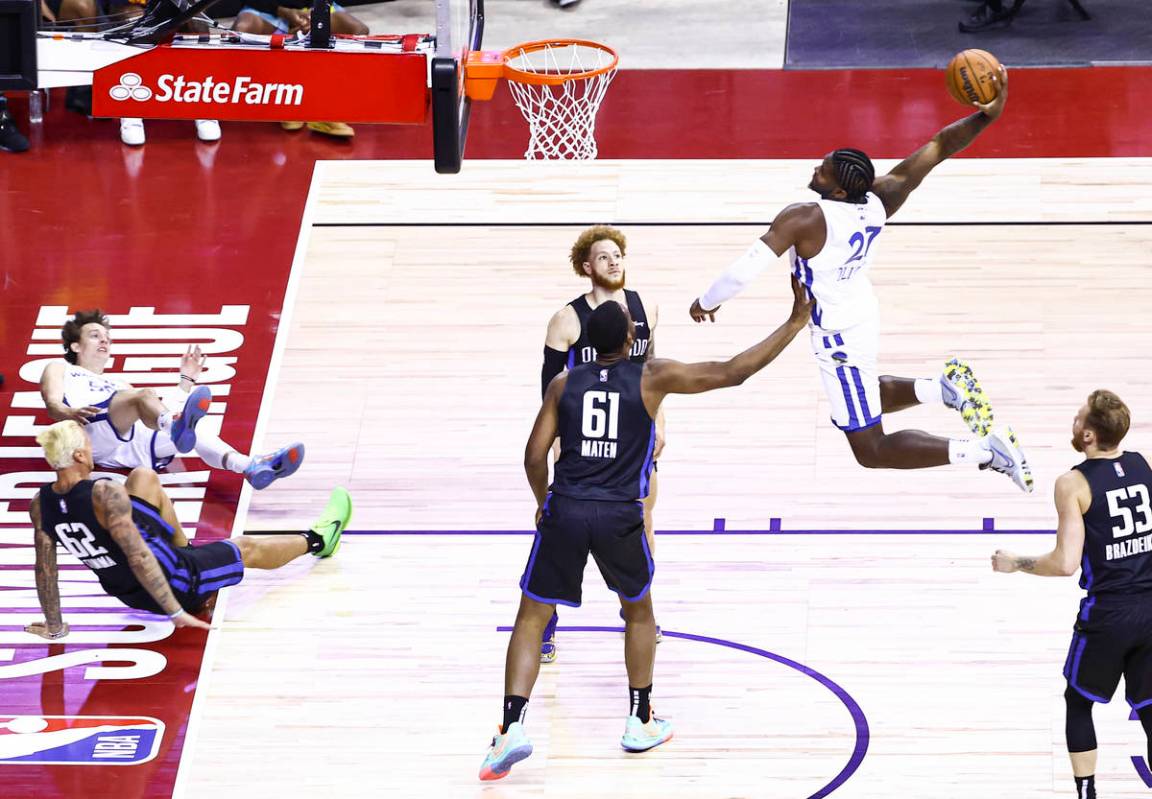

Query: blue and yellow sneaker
[
  {"left": 170, "top": 386, "right": 211, "bottom": 453},
  {"left": 311, "top": 487, "right": 352, "bottom": 558},
  {"left": 244, "top": 442, "right": 305, "bottom": 490},
  {"left": 478, "top": 721, "right": 533, "bottom": 781},
  {"left": 942, "top": 358, "right": 994, "bottom": 437},
  {"left": 621, "top": 712, "right": 674, "bottom": 753}
]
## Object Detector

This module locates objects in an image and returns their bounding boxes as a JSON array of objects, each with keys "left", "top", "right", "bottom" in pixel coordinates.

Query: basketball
[{"left": 945, "top": 49, "right": 1002, "bottom": 106}]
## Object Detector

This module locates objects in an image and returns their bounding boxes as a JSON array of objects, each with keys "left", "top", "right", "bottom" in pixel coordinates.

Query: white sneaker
[
  {"left": 195, "top": 119, "right": 221, "bottom": 142},
  {"left": 120, "top": 117, "right": 145, "bottom": 146},
  {"left": 983, "top": 426, "right": 1034, "bottom": 493}
]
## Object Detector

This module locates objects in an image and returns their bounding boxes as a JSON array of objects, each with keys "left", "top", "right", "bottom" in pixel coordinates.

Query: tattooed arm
[
  {"left": 92, "top": 481, "right": 210, "bottom": 630},
  {"left": 991, "top": 471, "right": 1089, "bottom": 577},
  {"left": 26, "top": 491, "right": 70, "bottom": 640}
]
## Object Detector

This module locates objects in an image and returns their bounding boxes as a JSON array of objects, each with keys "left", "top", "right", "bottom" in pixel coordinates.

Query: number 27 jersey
[
  {"left": 1074, "top": 452, "right": 1152, "bottom": 596},
  {"left": 551, "top": 360, "right": 656, "bottom": 502},
  {"left": 790, "top": 193, "right": 887, "bottom": 331}
]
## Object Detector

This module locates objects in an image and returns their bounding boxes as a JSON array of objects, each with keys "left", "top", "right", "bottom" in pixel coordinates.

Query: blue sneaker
[
  {"left": 478, "top": 722, "right": 533, "bottom": 781},
  {"left": 170, "top": 386, "right": 211, "bottom": 453},
  {"left": 244, "top": 442, "right": 305, "bottom": 489},
  {"left": 621, "top": 713, "right": 674, "bottom": 753}
]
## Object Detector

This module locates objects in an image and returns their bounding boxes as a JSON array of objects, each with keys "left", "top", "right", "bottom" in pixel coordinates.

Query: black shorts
[
  {"left": 519, "top": 493, "right": 653, "bottom": 607},
  {"left": 1063, "top": 594, "right": 1152, "bottom": 708},
  {"left": 116, "top": 499, "right": 245, "bottom": 615}
]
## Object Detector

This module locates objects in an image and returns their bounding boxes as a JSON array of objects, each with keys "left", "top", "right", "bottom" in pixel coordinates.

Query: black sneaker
[
  {"left": 0, "top": 114, "right": 29, "bottom": 153},
  {"left": 66, "top": 85, "right": 93, "bottom": 116},
  {"left": 958, "top": 1, "right": 1018, "bottom": 32}
]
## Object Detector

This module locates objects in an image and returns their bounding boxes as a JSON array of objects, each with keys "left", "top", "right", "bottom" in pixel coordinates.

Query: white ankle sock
[
  {"left": 949, "top": 438, "right": 992, "bottom": 465},
  {"left": 914, "top": 378, "right": 944, "bottom": 406},
  {"left": 157, "top": 411, "right": 173, "bottom": 432},
  {"left": 192, "top": 430, "right": 249, "bottom": 473},
  {"left": 222, "top": 451, "right": 252, "bottom": 474}
]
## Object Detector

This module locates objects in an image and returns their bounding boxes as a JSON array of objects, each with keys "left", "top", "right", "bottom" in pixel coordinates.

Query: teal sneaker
[
  {"left": 311, "top": 487, "right": 352, "bottom": 558},
  {"left": 620, "top": 713, "right": 674, "bottom": 753},
  {"left": 478, "top": 721, "right": 533, "bottom": 781}
]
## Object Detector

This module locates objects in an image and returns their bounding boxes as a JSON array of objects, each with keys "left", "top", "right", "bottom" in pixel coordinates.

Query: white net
[{"left": 505, "top": 42, "right": 617, "bottom": 161}]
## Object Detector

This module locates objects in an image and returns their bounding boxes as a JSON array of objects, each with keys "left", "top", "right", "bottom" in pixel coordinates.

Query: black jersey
[
  {"left": 566, "top": 289, "right": 652, "bottom": 367},
  {"left": 38, "top": 479, "right": 147, "bottom": 598},
  {"left": 1073, "top": 452, "right": 1152, "bottom": 597},
  {"left": 551, "top": 360, "right": 656, "bottom": 502}
]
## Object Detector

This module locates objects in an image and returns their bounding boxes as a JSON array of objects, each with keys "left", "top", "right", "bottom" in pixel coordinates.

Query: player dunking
[
  {"left": 540, "top": 225, "right": 665, "bottom": 662},
  {"left": 993, "top": 391, "right": 1152, "bottom": 799},
  {"left": 40, "top": 309, "right": 303, "bottom": 488},
  {"left": 689, "top": 68, "right": 1033, "bottom": 492},
  {"left": 480, "top": 278, "right": 811, "bottom": 781}
]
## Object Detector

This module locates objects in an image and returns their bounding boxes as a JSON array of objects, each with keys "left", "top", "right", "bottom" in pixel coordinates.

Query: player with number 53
[{"left": 992, "top": 391, "right": 1152, "bottom": 799}]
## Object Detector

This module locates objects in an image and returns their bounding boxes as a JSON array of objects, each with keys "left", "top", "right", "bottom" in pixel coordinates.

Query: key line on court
[
  {"left": 495, "top": 625, "right": 870, "bottom": 799},
  {"left": 317, "top": 518, "right": 1056, "bottom": 536}
]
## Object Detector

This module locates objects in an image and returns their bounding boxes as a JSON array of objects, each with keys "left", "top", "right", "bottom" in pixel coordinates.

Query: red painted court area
[{"left": 0, "top": 64, "right": 1148, "bottom": 799}]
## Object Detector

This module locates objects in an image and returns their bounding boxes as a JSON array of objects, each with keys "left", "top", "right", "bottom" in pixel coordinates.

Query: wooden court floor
[{"left": 177, "top": 159, "right": 1152, "bottom": 798}]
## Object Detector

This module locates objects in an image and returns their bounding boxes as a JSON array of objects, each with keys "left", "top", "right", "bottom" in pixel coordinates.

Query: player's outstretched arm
[
  {"left": 991, "top": 470, "right": 1087, "bottom": 577},
  {"left": 525, "top": 375, "right": 565, "bottom": 516},
  {"left": 93, "top": 481, "right": 210, "bottom": 630},
  {"left": 661, "top": 277, "right": 810, "bottom": 396},
  {"left": 872, "top": 66, "right": 1008, "bottom": 219},
  {"left": 690, "top": 205, "right": 818, "bottom": 322},
  {"left": 26, "top": 491, "right": 70, "bottom": 640}
]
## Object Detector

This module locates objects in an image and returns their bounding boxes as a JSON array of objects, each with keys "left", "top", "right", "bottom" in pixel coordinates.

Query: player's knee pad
[{"left": 1065, "top": 685, "right": 1097, "bottom": 753}]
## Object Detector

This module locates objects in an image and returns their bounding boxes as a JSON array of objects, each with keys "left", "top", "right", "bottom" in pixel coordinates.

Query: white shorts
[
  {"left": 810, "top": 319, "right": 882, "bottom": 432},
  {"left": 85, "top": 396, "right": 178, "bottom": 471}
]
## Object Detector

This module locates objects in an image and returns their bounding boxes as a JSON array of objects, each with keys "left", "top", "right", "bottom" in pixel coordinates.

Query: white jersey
[
  {"left": 61, "top": 363, "right": 126, "bottom": 410},
  {"left": 789, "top": 192, "right": 887, "bottom": 331}
]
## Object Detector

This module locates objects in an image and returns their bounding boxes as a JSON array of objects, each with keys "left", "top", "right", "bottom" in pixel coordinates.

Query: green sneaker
[{"left": 312, "top": 487, "right": 352, "bottom": 558}]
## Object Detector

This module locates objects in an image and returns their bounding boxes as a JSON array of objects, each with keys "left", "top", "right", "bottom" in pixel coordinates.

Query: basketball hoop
[{"left": 466, "top": 39, "right": 618, "bottom": 161}]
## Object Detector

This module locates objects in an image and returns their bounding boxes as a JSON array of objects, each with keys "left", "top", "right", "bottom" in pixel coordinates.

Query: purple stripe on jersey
[
  {"left": 822, "top": 336, "right": 831, "bottom": 349},
  {"left": 1081, "top": 554, "right": 1094, "bottom": 591},
  {"left": 637, "top": 421, "right": 657, "bottom": 499},
  {"left": 566, "top": 348, "right": 576, "bottom": 369},
  {"left": 198, "top": 572, "right": 244, "bottom": 593},
  {"left": 131, "top": 499, "right": 174, "bottom": 535},
  {"left": 836, "top": 365, "right": 859, "bottom": 429},
  {"left": 1078, "top": 596, "right": 1096, "bottom": 621},
  {"left": 199, "top": 561, "right": 243, "bottom": 580},
  {"left": 850, "top": 366, "right": 878, "bottom": 424},
  {"left": 1068, "top": 636, "right": 1111, "bottom": 703},
  {"left": 834, "top": 333, "right": 844, "bottom": 346}
]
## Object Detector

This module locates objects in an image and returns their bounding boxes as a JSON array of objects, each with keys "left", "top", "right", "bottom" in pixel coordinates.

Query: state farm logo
[
  {"left": 108, "top": 73, "right": 153, "bottom": 102},
  {"left": 107, "top": 72, "right": 304, "bottom": 106}
]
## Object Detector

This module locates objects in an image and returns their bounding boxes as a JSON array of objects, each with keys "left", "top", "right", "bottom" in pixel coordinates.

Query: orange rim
[{"left": 501, "top": 39, "right": 619, "bottom": 86}]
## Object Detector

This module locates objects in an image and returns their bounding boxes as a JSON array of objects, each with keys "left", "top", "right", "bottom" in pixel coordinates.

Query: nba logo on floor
[{"left": 0, "top": 716, "right": 164, "bottom": 765}]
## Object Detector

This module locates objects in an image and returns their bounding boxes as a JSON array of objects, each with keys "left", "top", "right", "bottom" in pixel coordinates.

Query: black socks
[
  {"left": 302, "top": 531, "right": 325, "bottom": 553},
  {"left": 502, "top": 695, "right": 528, "bottom": 734},
  {"left": 1074, "top": 775, "right": 1095, "bottom": 799},
  {"left": 630, "top": 684, "right": 652, "bottom": 723}
]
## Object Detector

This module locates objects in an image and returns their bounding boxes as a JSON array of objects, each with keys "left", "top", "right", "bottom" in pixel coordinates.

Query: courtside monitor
[{"left": 0, "top": 0, "right": 37, "bottom": 91}]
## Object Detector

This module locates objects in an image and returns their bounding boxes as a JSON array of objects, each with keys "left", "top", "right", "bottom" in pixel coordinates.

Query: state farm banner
[{"left": 92, "top": 45, "right": 429, "bottom": 123}]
